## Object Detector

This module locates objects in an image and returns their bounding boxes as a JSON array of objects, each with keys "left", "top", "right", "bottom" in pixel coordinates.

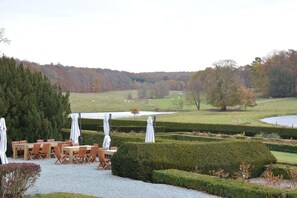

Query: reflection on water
[
  {"left": 70, "top": 111, "right": 175, "bottom": 119},
  {"left": 261, "top": 115, "right": 297, "bottom": 127}
]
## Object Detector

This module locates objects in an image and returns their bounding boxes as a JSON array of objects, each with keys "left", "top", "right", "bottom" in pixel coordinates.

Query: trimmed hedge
[
  {"left": 265, "top": 142, "right": 297, "bottom": 153},
  {"left": 157, "top": 134, "right": 226, "bottom": 142},
  {"left": 61, "top": 129, "right": 147, "bottom": 147},
  {"left": 152, "top": 169, "right": 297, "bottom": 198},
  {"left": 111, "top": 141, "right": 276, "bottom": 182},
  {"left": 77, "top": 118, "right": 297, "bottom": 139},
  {"left": 97, "top": 126, "right": 166, "bottom": 133}
]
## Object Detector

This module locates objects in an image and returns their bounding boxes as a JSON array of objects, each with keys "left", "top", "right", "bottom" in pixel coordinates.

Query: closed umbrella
[
  {"left": 0, "top": 118, "right": 8, "bottom": 164},
  {"left": 70, "top": 113, "right": 81, "bottom": 144},
  {"left": 145, "top": 116, "right": 155, "bottom": 143},
  {"left": 102, "top": 114, "right": 111, "bottom": 150}
]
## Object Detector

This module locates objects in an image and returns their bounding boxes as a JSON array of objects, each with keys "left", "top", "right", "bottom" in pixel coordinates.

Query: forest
[{"left": 20, "top": 60, "right": 192, "bottom": 93}]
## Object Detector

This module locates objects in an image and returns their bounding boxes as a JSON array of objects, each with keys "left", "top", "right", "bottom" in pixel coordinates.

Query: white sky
[{"left": 1, "top": 0, "right": 297, "bottom": 73}]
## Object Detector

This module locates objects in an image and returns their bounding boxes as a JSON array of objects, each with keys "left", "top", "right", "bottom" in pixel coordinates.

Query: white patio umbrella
[
  {"left": 102, "top": 114, "right": 111, "bottom": 150},
  {"left": 145, "top": 116, "right": 155, "bottom": 143},
  {"left": 70, "top": 113, "right": 81, "bottom": 144},
  {"left": 0, "top": 118, "right": 8, "bottom": 164}
]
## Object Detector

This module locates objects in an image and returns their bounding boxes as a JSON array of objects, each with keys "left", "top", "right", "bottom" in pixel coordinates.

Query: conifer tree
[{"left": 0, "top": 56, "right": 71, "bottom": 155}]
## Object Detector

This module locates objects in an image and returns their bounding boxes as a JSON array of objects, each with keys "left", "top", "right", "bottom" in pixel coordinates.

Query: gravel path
[{"left": 9, "top": 158, "right": 218, "bottom": 198}]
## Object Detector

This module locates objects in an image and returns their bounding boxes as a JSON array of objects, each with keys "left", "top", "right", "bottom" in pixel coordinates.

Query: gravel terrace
[{"left": 8, "top": 158, "right": 218, "bottom": 198}]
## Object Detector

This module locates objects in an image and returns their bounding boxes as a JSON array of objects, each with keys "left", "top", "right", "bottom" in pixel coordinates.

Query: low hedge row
[
  {"left": 265, "top": 142, "right": 297, "bottom": 154},
  {"left": 157, "top": 133, "right": 297, "bottom": 153},
  {"left": 60, "top": 129, "right": 148, "bottom": 147},
  {"left": 76, "top": 118, "right": 297, "bottom": 139},
  {"left": 152, "top": 169, "right": 297, "bottom": 198},
  {"left": 111, "top": 141, "right": 276, "bottom": 182},
  {"left": 97, "top": 126, "right": 166, "bottom": 133},
  {"left": 157, "top": 134, "right": 226, "bottom": 142}
]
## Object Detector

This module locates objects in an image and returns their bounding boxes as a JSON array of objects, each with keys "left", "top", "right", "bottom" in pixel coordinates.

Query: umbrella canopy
[
  {"left": 102, "top": 114, "right": 111, "bottom": 150},
  {"left": 0, "top": 118, "right": 8, "bottom": 164},
  {"left": 145, "top": 116, "right": 155, "bottom": 143},
  {"left": 70, "top": 114, "right": 81, "bottom": 144}
]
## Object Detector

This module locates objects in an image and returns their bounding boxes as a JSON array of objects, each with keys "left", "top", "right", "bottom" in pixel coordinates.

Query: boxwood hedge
[
  {"left": 111, "top": 141, "right": 276, "bottom": 182},
  {"left": 152, "top": 169, "right": 297, "bottom": 198}
]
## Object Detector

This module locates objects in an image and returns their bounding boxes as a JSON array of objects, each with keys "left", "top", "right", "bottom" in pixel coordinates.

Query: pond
[
  {"left": 70, "top": 111, "right": 175, "bottom": 119},
  {"left": 261, "top": 115, "right": 297, "bottom": 127}
]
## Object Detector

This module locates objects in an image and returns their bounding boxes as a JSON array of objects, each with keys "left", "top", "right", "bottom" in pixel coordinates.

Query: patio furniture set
[{"left": 11, "top": 139, "right": 117, "bottom": 170}]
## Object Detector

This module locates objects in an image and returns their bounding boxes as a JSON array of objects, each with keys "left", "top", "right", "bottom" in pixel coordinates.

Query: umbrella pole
[
  {"left": 153, "top": 116, "right": 156, "bottom": 133},
  {"left": 79, "top": 112, "right": 82, "bottom": 130},
  {"left": 109, "top": 113, "right": 112, "bottom": 135}
]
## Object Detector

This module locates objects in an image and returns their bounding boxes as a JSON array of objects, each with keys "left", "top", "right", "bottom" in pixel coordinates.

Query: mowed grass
[
  {"left": 69, "top": 90, "right": 297, "bottom": 126},
  {"left": 271, "top": 151, "right": 297, "bottom": 165}
]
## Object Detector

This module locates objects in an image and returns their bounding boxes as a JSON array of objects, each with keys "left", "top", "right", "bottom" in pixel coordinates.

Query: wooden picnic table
[
  {"left": 62, "top": 146, "right": 117, "bottom": 163},
  {"left": 13, "top": 141, "right": 62, "bottom": 160}
]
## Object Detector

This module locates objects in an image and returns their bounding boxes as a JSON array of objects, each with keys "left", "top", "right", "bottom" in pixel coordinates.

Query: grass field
[
  {"left": 69, "top": 90, "right": 297, "bottom": 126},
  {"left": 271, "top": 151, "right": 297, "bottom": 165}
]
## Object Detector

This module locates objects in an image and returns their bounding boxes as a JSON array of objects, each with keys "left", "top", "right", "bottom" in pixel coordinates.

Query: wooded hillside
[{"left": 19, "top": 60, "right": 192, "bottom": 93}]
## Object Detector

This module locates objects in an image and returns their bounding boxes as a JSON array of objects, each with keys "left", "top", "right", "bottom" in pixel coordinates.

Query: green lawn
[
  {"left": 271, "top": 151, "right": 297, "bottom": 165},
  {"left": 69, "top": 90, "right": 297, "bottom": 127}
]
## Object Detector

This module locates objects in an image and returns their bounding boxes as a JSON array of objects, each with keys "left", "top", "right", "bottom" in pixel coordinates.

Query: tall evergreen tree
[{"left": 0, "top": 56, "right": 71, "bottom": 154}]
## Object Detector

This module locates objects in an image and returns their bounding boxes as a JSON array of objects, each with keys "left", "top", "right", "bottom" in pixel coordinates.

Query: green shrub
[
  {"left": 111, "top": 141, "right": 276, "bottom": 182},
  {"left": 265, "top": 143, "right": 297, "bottom": 153},
  {"left": 270, "top": 167, "right": 291, "bottom": 179},
  {"left": 0, "top": 163, "right": 41, "bottom": 198},
  {"left": 157, "top": 134, "right": 225, "bottom": 142},
  {"left": 152, "top": 169, "right": 293, "bottom": 198}
]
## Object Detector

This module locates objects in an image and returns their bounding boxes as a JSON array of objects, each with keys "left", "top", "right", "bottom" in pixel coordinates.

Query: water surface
[{"left": 261, "top": 115, "right": 297, "bottom": 127}]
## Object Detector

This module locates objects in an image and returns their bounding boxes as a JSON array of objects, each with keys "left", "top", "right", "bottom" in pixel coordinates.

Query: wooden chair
[
  {"left": 28, "top": 144, "right": 41, "bottom": 160},
  {"left": 86, "top": 146, "right": 98, "bottom": 163},
  {"left": 57, "top": 142, "right": 65, "bottom": 152},
  {"left": 73, "top": 147, "right": 87, "bottom": 164},
  {"left": 65, "top": 139, "right": 72, "bottom": 144},
  {"left": 38, "top": 143, "right": 51, "bottom": 159},
  {"left": 37, "top": 139, "right": 44, "bottom": 143},
  {"left": 47, "top": 139, "right": 55, "bottom": 142},
  {"left": 54, "top": 147, "right": 69, "bottom": 164},
  {"left": 97, "top": 148, "right": 111, "bottom": 170},
  {"left": 52, "top": 142, "right": 65, "bottom": 158}
]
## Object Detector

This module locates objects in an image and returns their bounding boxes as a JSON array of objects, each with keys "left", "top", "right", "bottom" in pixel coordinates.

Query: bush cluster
[
  {"left": 0, "top": 163, "right": 41, "bottom": 198},
  {"left": 152, "top": 169, "right": 297, "bottom": 198},
  {"left": 111, "top": 141, "right": 276, "bottom": 182}
]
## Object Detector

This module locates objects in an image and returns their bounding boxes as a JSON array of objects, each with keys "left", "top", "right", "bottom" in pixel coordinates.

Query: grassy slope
[{"left": 69, "top": 90, "right": 297, "bottom": 127}]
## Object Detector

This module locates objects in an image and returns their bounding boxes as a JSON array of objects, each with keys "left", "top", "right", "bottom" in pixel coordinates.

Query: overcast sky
[{"left": 1, "top": 0, "right": 297, "bottom": 73}]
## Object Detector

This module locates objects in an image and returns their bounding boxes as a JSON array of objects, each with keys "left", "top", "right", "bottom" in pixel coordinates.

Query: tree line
[
  {"left": 21, "top": 61, "right": 191, "bottom": 93},
  {"left": 186, "top": 49, "right": 297, "bottom": 111}
]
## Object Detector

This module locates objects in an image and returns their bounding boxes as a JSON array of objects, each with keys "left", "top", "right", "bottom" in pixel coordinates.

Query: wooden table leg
[
  {"left": 47, "top": 147, "right": 51, "bottom": 159},
  {"left": 13, "top": 146, "right": 17, "bottom": 159},
  {"left": 69, "top": 150, "right": 73, "bottom": 163},
  {"left": 24, "top": 145, "right": 29, "bottom": 160}
]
